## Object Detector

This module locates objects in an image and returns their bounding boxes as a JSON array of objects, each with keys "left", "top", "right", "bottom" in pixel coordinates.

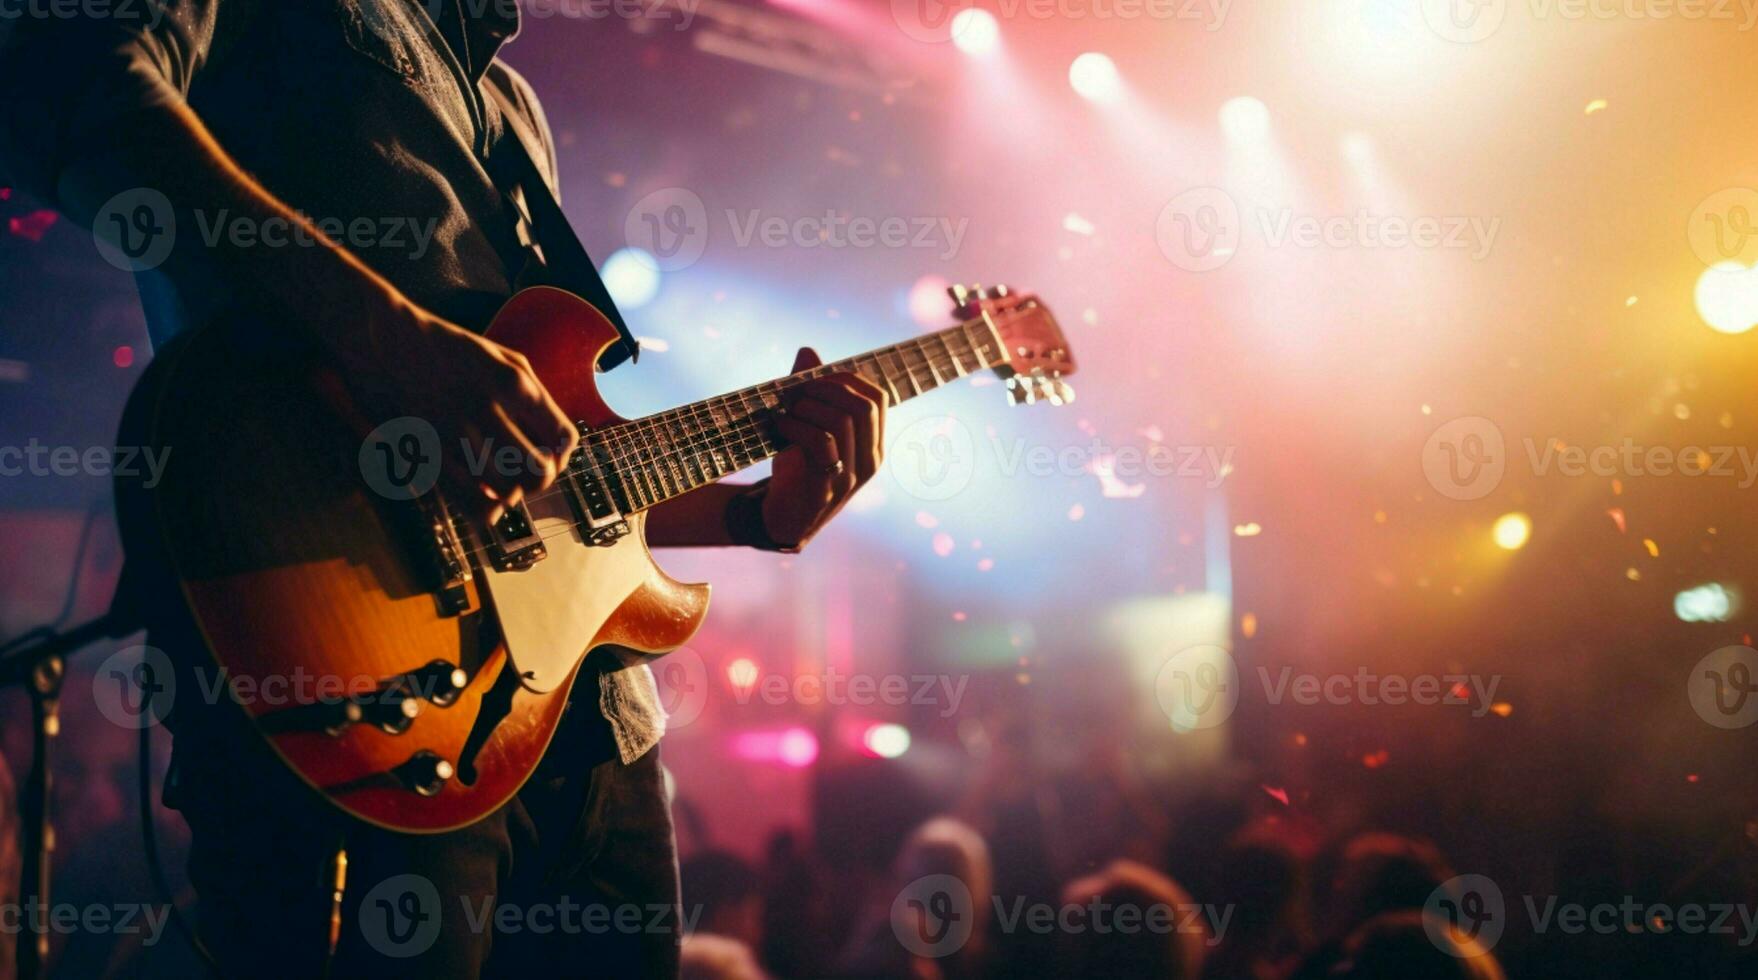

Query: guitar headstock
[{"left": 950, "top": 284, "right": 1078, "bottom": 406}]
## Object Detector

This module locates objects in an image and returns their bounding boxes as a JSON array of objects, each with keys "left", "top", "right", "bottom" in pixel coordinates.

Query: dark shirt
[
  {"left": 0, "top": 0, "right": 668, "bottom": 762},
  {"left": 0, "top": 0, "right": 549, "bottom": 341}
]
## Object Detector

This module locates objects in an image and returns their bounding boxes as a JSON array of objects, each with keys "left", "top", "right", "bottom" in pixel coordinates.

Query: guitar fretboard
[{"left": 572, "top": 315, "right": 1008, "bottom": 515}]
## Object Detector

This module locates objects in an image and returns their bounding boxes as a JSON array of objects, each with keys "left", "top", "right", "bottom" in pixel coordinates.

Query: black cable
[{"left": 138, "top": 719, "right": 225, "bottom": 977}]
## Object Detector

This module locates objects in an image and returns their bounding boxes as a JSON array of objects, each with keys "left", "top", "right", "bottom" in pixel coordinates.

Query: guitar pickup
[
  {"left": 488, "top": 502, "right": 546, "bottom": 570},
  {"left": 567, "top": 435, "right": 630, "bottom": 547}
]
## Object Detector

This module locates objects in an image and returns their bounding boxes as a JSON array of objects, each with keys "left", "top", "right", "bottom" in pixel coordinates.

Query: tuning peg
[
  {"left": 1005, "top": 375, "right": 1031, "bottom": 405},
  {"left": 1053, "top": 380, "right": 1075, "bottom": 404},
  {"left": 984, "top": 284, "right": 1010, "bottom": 299}
]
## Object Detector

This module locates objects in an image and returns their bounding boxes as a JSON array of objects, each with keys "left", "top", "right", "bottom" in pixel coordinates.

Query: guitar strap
[{"left": 483, "top": 76, "right": 640, "bottom": 371}]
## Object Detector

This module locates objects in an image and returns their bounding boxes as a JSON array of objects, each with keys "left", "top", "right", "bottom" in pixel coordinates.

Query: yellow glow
[{"left": 1493, "top": 512, "right": 1531, "bottom": 551}]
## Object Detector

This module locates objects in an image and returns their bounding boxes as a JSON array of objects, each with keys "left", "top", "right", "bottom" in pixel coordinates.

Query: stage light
[
  {"left": 1675, "top": 583, "right": 1736, "bottom": 623},
  {"left": 949, "top": 9, "right": 999, "bottom": 56},
  {"left": 1069, "top": 53, "right": 1122, "bottom": 104},
  {"left": 778, "top": 727, "right": 819, "bottom": 768},
  {"left": 726, "top": 657, "right": 760, "bottom": 695},
  {"left": 862, "top": 723, "right": 911, "bottom": 759},
  {"left": 1492, "top": 512, "right": 1531, "bottom": 551},
  {"left": 732, "top": 727, "right": 820, "bottom": 768},
  {"left": 1694, "top": 262, "right": 1758, "bottom": 335},
  {"left": 1340, "top": 132, "right": 1375, "bottom": 169},
  {"left": 602, "top": 247, "right": 662, "bottom": 310},
  {"left": 907, "top": 274, "right": 952, "bottom": 327},
  {"left": 1219, "top": 97, "right": 1270, "bottom": 143}
]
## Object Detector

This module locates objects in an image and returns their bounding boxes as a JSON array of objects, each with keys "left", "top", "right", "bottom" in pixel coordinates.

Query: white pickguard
[{"left": 475, "top": 492, "right": 656, "bottom": 694}]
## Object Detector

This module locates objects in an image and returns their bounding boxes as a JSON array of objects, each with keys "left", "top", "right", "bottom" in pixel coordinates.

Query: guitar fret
[{"left": 582, "top": 310, "right": 1038, "bottom": 515}]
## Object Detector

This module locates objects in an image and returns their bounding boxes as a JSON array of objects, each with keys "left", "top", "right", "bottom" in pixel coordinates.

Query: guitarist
[{"left": 0, "top": 1, "right": 887, "bottom": 975}]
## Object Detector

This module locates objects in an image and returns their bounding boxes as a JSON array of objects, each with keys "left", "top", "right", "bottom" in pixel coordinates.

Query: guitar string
[
  {"left": 480, "top": 330, "right": 992, "bottom": 516},
  {"left": 424, "top": 343, "right": 991, "bottom": 568},
  {"left": 449, "top": 344, "right": 972, "bottom": 534}
]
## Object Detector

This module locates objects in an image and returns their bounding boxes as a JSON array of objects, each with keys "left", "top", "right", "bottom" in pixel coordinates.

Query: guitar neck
[{"left": 579, "top": 315, "right": 1009, "bottom": 514}]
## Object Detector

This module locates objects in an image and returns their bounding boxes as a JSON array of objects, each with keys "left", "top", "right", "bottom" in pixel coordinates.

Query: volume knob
[{"left": 396, "top": 750, "right": 454, "bottom": 797}]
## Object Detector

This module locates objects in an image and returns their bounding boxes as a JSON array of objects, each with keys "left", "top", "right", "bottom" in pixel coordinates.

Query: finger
[
  {"left": 786, "top": 398, "right": 859, "bottom": 495},
  {"left": 799, "top": 376, "right": 883, "bottom": 480},
  {"left": 473, "top": 421, "right": 530, "bottom": 508},
  {"left": 773, "top": 413, "right": 840, "bottom": 480},
  {"left": 490, "top": 403, "right": 561, "bottom": 495},
  {"left": 444, "top": 422, "right": 518, "bottom": 526},
  {"left": 500, "top": 357, "right": 579, "bottom": 465},
  {"left": 791, "top": 346, "right": 823, "bottom": 373}
]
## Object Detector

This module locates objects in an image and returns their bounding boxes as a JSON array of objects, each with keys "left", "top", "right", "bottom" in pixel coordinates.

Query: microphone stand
[{"left": 0, "top": 611, "right": 135, "bottom": 980}]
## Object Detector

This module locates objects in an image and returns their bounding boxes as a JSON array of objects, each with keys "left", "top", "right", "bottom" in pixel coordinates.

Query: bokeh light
[
  {"left": 1068, "top": 53, "right": 1122, "bottom": 104},
  {"left": 1493, "top": 512, "right": 1532, "bottom": 551}
]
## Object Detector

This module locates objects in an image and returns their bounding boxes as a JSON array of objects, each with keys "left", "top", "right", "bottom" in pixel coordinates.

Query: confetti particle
[
  {"left": 1241, "top": 612, "right": 1258, "bottom": 638},
  {"left": 1489, "top": 702, "right": 1513, "bottom": 717},
  {"left": 1643, "top": 538, "right": 1660, "bottom": 558},
  {"left": 952, "top": 610, "right": 967, "bottom": 621},
  {"left": 1607, "top": 508, "right": 1626, "bottom": 533},
  {"left": 932, "top": 532, "right": 955, "bottom": 557},
  {"left": 1233, "top": 522, "right": 1263, "bottom": 537},
  {"left": 1585, "top": 99, "right": 1608, "bottom": 114},
  {"left": 112, "top": 346, "right": 134, "bottom": 369},
  {"left": 1292, "top": 732, "right": 1307, "bottom": 747},
  {"left": 915, "top": 511, "right": 939, "bottom": 529},
  {"left": 1068, "top": 504, "right": 1085, "bottom": 521},
  {"left": 1062, "top": 212, "right": 1096, "bottom": 236},
  {"left": 1362, "top": 750, "right": 1389, "bottom": 769},
  {"left": 1261, "top": 785, "right": 1290, "bottom": 807},
  {"left": 1626, "top": 567, "right": 1641, "bottom": 581},
  {"left": 1626, "top": 295, "right": 1638, "bottom": 307},
  {"left": 977, "top": 558, "right": 994, "bottom": 572}
]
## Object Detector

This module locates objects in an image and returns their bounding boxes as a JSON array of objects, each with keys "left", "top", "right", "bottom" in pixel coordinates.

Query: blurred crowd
[{"left": 672, "top": 763, "right": 1758, "bottom": 980}]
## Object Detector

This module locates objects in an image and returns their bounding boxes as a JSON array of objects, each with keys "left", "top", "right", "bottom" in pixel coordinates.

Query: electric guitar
[{"left": 115, "top": 283, "right": 1076, "bottom": 832}]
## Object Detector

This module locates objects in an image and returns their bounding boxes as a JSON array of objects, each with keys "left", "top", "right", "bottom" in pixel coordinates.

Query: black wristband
[{"left": 723, "top": 481, "right": 798, "bottom": 553}]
